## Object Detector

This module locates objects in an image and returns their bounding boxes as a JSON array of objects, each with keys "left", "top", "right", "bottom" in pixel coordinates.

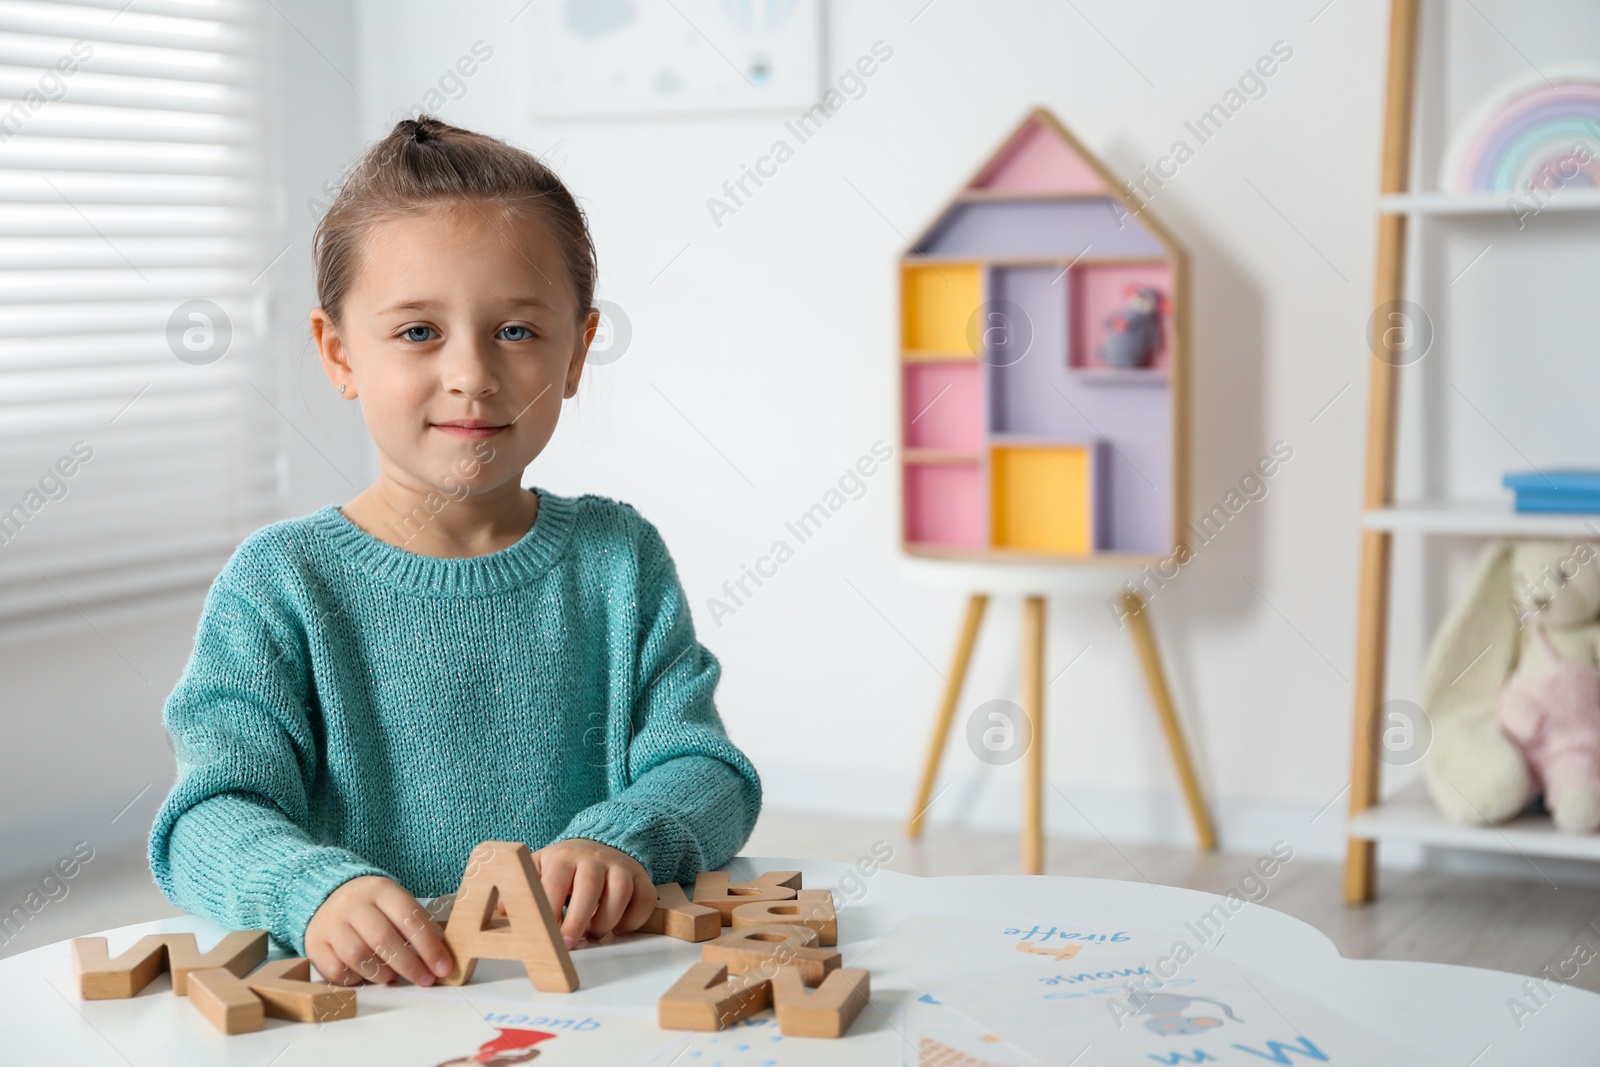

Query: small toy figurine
[{"left": 1097, "top": 284, "right": 1167, "bottom": 368}]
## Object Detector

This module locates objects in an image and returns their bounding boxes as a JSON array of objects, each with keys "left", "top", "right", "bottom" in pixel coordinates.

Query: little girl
[{"left": 146, "top": 115, "right": 762, "bottom": 988}]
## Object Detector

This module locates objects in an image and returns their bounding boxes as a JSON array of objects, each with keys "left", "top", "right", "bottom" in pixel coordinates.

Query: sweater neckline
[{"left": 309, "top": 486, "right": 576, "bottom": 597}]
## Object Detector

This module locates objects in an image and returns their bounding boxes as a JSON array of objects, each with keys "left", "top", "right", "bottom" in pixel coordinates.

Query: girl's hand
[
  {"left": 531, "top": 838, "right": 656, "bottom": 949},
  {"left": 304, "top": 874, "right": 454, "bottom": 987}
]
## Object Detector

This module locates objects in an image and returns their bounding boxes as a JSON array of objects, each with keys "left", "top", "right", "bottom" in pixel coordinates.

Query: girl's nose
[{"left": 442, "top": 338, "right": 498, "bottom": 397}]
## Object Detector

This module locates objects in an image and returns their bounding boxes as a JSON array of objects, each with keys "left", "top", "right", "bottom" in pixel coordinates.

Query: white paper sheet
[{"left": 856, "top": 914, "right": 1448, "bottom": 1067}]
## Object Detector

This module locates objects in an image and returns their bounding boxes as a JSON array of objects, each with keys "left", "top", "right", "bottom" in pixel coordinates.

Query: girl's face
[{"left": 314, "top": 201, "right": 596, "bottom": 500}]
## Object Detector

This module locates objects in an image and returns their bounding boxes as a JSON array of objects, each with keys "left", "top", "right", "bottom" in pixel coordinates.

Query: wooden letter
[
  {"left": 245, "top": 957, "right": 356, "bottom": 1023},
  {"left": 693, "top": 870, "right": 802, "bottom": 925},
  {"left": 701, "top": 923, "right": 841, "bottom": 987},
  {"left": 640, "top": 881, "right": 720, "bottom": 942},
  {"left": 168, "top": 930, "right": 269, "bottom": 996},
  {"left": 72, "top": 935, "right": 172, "bottom": 1000},
  {"left": 771, "top": 966, "right": 870, "bottom": 1038},
  {"left": 658, "top": 961, "right": 771, "bottom": 1031},
  {"left": 439, "top": 840, "right": 578, "bottom": 993},
  {"left": 187, "top": 966, "right": 265, "bottom": 1035},
  {"left": 72, "top": 930, "right": 270, "bottom": 1000},
  {"left": 731, "top": 889, "right": 837, "bottom": 945}
]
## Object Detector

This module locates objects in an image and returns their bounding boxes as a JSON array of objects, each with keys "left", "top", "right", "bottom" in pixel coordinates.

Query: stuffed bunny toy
[{"left": 1418, "top": 538, "right": 1600, "bottom": 833}]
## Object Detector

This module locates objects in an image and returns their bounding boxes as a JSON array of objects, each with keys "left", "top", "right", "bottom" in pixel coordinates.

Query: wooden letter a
[{"left": 439, "top": 840, "right": 578, "bottom": 993}]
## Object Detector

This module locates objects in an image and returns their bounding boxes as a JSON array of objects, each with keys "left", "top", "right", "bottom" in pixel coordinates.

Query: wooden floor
[
  {"left": 4, "top": 815, "right": 1598, "bottom": 996},
  {"left": 744, "top": 810, "right": 1600, "bottom": 995}
]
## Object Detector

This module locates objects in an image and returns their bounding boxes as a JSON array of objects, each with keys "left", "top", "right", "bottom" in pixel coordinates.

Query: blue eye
[
  {"left": 402, "top": 325, "right": 435, "bottom": 343},
  {"left": 499, "top": 325, "right": 535, "bottom": 342}
]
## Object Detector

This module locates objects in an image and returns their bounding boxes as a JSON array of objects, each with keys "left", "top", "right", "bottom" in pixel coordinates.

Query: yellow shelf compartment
[
  {"left": 988, "top": 440, "right": 1104, "bottom": 556},
  {"left": 900, "top": 261, "right": 983, "bottom": 358}
]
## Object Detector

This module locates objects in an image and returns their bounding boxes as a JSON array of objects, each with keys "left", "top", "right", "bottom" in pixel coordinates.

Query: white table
[{"left": 2, "top": 857, "right": 1596, "bottom": 1065}]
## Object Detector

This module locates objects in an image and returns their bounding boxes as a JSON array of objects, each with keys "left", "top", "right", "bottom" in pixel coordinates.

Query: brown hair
[{"left": 312, "top": 115, "right": 597, "bottom": 326}]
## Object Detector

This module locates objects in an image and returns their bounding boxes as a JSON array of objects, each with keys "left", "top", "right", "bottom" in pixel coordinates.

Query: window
[{"left": 0, "top": 0, "right": 280, "bottom": 637}]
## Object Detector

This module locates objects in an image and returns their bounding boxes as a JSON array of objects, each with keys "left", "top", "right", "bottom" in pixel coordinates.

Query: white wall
[{"left": 352, "top": 0, "right": 1411, "bottom": 860}]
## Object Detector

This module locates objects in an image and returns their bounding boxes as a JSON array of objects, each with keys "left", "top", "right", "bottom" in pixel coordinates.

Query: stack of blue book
[{"left": 1504, "top": 470, "right": 1600, "bottom": 513}]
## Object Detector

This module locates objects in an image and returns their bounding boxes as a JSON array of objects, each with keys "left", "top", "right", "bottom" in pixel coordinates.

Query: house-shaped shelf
[{"left": 898, "top": 108, "right": 1188, "bottom": 564}]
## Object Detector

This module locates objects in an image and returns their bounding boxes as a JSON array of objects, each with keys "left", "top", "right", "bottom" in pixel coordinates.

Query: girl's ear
[
  {"left": 564, "top": 307, "right": 600, "bottom": 398},
  {"left": 581, "top": 306, "right": 601, "bottom": 353},
  {"left": 311, "top": 307, "right": 357, "bottom": 399}
]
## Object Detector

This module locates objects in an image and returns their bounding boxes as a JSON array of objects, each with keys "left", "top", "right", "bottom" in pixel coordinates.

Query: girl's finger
[
  {"left": 590, "top": 864, "right": 633, "bottom": 938},
  {"left": 306, "top": 931, "right": 349, "bottom": 988},
  {"left": 319, "top": 923, "right": 364, "bottom": 985},
  {"left": 327, "top": 923, "right": 389, "bottom": 986},
  {"left": 619, "top": 870, "right": 658, "bottom": 934},
  {"left": 561, "top": 862, "right": 605, "bottom": 948},
  {"left": 352, "top": 908, "right": 432, "bottom": 987},
  {"left": 539, "top": 853, "right": 579, "bottom": 944},
  {"left": 377, "top": 889, "right": 453, "bottom": 979}
]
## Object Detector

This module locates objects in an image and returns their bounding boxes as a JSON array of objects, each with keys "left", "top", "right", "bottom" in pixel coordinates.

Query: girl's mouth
[{"left": 431, "top": 423, "right": 508, "bottom": 439}]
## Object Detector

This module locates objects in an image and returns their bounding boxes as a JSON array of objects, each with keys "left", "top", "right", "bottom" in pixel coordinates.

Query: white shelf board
[
  {"left": 1379, "top": 190, "right": 1600, "bottom": 215},
  {"left": 1350, "top": 781, "right": 1600, "bottom": 862},
  {"left": 1363, "top": 499, "right": 1600, "bottom": 538}
]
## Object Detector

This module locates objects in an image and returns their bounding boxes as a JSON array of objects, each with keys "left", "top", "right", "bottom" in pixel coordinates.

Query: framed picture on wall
[{"left": 529, "top": 0, "right": 823, "bottom": 119}]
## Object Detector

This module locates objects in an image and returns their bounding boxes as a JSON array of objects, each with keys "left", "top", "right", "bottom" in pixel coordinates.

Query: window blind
[{"left": 0, "top": 0, "right": 281, "bottom": 636}]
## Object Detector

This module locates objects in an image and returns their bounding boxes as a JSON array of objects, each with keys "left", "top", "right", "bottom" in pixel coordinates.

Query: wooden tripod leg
[
  {"left": 1345, "top": 528, "right": 1394, "bottom": 904},
  {"left": 908, "top": 593, "right": 989, "bottom": 839},
  {"left": 1122, "top": 592, "right": 1217, "bottom": 852},
  {"left": 1022, "top": 595, "right": 1046, "bottom": 875}
]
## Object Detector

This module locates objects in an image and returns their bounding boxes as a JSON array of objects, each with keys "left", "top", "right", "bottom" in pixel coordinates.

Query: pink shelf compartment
[
  {"left": 904, "top": 461, "right": 986, "bottom": 548},
  {"left": 904, "top": 361, "right": 983, "bottom": 452},
  {"left": 1067, "top": 262, "right": 1174, "bottom": 374}
]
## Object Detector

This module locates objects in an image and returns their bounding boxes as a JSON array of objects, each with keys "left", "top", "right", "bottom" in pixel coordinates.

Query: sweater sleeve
[
  {"left": 147, "top": 577, "right": 390, "bottom": 955},
  {"left": 556, "top": 512, "right": 763, "bottom": 884}
]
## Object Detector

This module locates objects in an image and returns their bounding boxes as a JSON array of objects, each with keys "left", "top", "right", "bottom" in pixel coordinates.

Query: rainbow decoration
[{"left": 1444, "top": 76, "right": 1600, "bottom": 193}]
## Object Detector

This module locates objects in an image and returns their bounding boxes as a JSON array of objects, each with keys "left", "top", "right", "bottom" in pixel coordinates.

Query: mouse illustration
[{"left": 1126, "top": 988, "right": 1243, "bottom": 1036}]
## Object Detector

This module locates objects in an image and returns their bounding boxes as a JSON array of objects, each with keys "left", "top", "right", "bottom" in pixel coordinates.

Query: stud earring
[{"left": 338, "top": 384, "right": 346, "bottom": 394}]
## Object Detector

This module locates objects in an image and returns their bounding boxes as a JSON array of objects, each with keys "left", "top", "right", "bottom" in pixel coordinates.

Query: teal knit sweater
[{"left": 146, "top": 488, "right": 761, "bottom": 956}]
